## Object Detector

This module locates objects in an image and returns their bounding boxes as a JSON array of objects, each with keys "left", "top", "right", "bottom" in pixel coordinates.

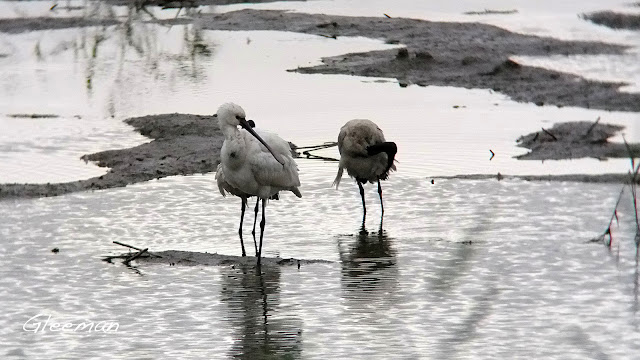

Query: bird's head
[
  {"left": 214, "top": 102, "right": 285, "bottom": 166},
  {"left": 215, "top": 102, "right": 247, "bottom": 129}
]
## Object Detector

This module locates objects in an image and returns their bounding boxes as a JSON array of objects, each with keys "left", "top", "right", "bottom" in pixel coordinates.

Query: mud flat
[
  {"left": 515, "top": 120, "right": 640, "bottom": 161},
  {"left": 2, "top": 7, "right": 640, "bottom": 198},
  {"left": 191, "top": 9, "right": 640, "bottom": 112},
  {"left": 105, "top": 249, "right": 332, "bottom": 267},
  {"left": 0, "top": 17, "right": 120, "bottom": 34},
  {"left": 436, "top": 121, "right": 640, "bottom": 184},
  {"left": 0, "top": 114, "right": 224, "bottom": 199},
  {"left": 582, "top": 11, "right": 640, "bottom": 30},
  {"left": 432, "top": 173, "right": 639, "bottom": 184},
  {"left": 102, "top": 0, "right": 303, "bottom": 6},
  {"left": 2, "top": 7, "right": 639, "bottom": 112}
]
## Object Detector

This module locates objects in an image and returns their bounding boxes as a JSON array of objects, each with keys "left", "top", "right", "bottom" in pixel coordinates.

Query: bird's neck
[{"left": 221, "top": 124, "right": 240, "bottom": 139}]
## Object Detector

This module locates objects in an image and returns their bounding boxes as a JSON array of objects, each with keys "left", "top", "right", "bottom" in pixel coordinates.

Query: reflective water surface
[
  {"left": 1, "top": 1, "right": 640, "bottom": 359},
  {"left": 1, "top": 173, "right": 640, "bottom": 359}
]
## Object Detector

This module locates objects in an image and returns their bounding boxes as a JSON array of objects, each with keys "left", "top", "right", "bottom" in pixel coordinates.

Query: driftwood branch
[
  {"left": 295, "top": 142, "right": 339, "bottom": 162},
  {"left": 113, "top": 241, "right": 162, "bottom": 258},
  {"left": 123, "top": 248, "right": 149, "bottom": 266}
]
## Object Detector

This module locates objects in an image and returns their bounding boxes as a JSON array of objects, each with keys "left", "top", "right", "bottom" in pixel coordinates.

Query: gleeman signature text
[{"left": 23, "top": 314, "right": 119, "bottom": 333}]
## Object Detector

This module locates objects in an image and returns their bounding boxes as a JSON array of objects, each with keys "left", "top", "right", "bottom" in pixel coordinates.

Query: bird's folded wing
[{"left": 250, "top": 152, "right": 301, "bottom": 189}]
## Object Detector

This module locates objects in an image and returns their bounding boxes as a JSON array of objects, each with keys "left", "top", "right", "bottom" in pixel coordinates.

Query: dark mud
[
  {"left": 2, "top": 8, "right": 639, "bottom": 111},
  {"left": 102, "top": 0, "right": 303, "bottom": 7},
  {"left": 515, "top": 120, "right": 640, "bottom": 160},
  {"left": 582, "top": 11, "right": 640, "bottom": 30},
  {"left": 0, "top": 114, "right": 223, "bottom": 199},
  {"left": 0, "top": 17, "right": 120, "bottom": 34},
  {"left": 190, "top": 9, "right": 640, "bottom": 112},
  {"left": 432, "top": 173, "right": 640, "bottom": 184},
  {"left": 2, "top": 7, "right": 640, "bottom": 199},
  {"left": 106, "top": 250, "right": 332, "bottom": 267}
]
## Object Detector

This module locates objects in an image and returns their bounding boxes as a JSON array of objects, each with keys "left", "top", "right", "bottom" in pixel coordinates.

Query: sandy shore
[{"left": 2, "top": 6, "right": 640, "bottom": 199}]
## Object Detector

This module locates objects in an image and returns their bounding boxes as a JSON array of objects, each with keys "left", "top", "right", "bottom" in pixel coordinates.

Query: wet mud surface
[
  {"left": 106, "top": 249, "right": 332, "bottom": 267},
  {"left": 582, "top": 11, "right": 640, "bottom": 30},
  {"left": 2, "top": 6, "right": 640, "bottom": 199},
  {"left": 2, "top": 7, "right": 638, "bottom": 111},
  {"left": 101, "top": 0, "right": 303, "bottom": 7},
  {"left": 515, "top": 120, "right": 640, "bottom": 161},
  {"left": 192, "top": 9, "right": 640, "bottom": 112},
  {"left": 433, "top": 173, "right": 639, "bottom": 184},
  {"left": 0, "top": 17, "right": 120, "bottom": 34},
  {"left": 0, "top": 114, "right": 223, "bottom": 199}
]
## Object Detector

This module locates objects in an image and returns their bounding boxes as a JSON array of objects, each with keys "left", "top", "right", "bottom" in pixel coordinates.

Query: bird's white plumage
[
  {"left": 334, "top": 119, "right": 396, "bottom": 188},
  {"left": 216, "top": 163, "right": 249, "bottom": 199},
  {"left": 216, "top": 102, "right": 301, "bottom": 265},
  {"left": 217, "top": 103, "right": 301, "bottom": 200}
]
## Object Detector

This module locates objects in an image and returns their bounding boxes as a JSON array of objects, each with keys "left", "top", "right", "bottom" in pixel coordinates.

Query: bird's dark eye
[{"left": 235, "top": 115, "right": 241, "bottom": 120}]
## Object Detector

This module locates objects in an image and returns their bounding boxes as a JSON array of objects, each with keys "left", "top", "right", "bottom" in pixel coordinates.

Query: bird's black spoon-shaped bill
[{"left": 238, "top": 117, "right": 286, "bottom": 166}]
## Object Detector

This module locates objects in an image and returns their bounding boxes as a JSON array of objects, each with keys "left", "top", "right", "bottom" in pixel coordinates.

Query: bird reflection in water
[
  {"left": 220, "top": 264, "right": 302, "bottom": 359},
  {"left": 338, "top": 223, "right": 399, "bottom": 299}
]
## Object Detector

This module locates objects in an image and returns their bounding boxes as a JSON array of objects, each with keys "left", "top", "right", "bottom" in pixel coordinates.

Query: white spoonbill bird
[
  {"left": 215, "top": 119, "right": 260, "bottom": 257},
  {"left": 216, "top": 103, "right": 301, "bottom": 268},
  {"left": 333, "top": 119, "right": 397, "bottom": 220}
]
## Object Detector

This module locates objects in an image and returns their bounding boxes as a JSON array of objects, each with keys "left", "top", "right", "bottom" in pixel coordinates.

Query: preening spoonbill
[
  {"left": 216, "top": 103, "right": 301, "bottom": 268},
  {"left": 333, "top": 119, "right": 397, "bottom": 220}
]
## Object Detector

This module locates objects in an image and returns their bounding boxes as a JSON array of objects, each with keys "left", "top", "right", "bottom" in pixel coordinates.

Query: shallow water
[
  {"left": 2, "top": 0, "right": 640, "bottom": 359},
  {"left": 2, "top": 171, "right": 640, "bottom": 359}
]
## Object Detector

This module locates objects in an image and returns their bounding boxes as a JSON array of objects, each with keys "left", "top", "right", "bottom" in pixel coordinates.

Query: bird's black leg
[
  {"left": 358, "top": 180, "right": 366, "bottom": 221},
  {"left": 239, "top": 198, "right": 247, "bottom": 257},
  {"left": 252, "top": 197, "right": 259, "bottom": 256},
  {"left": 378, "top": 178, "right": 384, "bottom": 217},
  {"left": 257, "top": 198, "right": 267, "bottom": 270}
]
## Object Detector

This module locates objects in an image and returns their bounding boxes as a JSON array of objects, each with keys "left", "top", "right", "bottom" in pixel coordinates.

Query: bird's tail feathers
[{"left": 333, "top": 165, "right": 344, "bottom": 189}]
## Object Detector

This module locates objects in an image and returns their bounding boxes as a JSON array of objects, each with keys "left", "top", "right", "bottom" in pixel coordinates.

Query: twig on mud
[
  {"left": 123, "top": 248, "right": 149, "bottom": 265},
  {"left": 584, "top": 116, "right": 601, "bottom": 137},
  {"left": 295, "top": 142, "right": 339, "bottom": 162},
  {"left": 541, "top": 127, "right": 558, "bottom": 141},
  {"left": 294, "top": 142, "right": 337, "bottom": 150},
  {"left": 113, "top": 240, "right": 163, "bottom": 258}
]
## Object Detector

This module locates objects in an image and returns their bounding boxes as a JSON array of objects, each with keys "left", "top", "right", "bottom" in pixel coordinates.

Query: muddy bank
[
  {"left": 190, "top": 9, "right": 640, "bottom": 112},
  {"left": 0, "top": 17, "right": 120, "bottom": 34},
  {"left": 102, "top": 0, "right": 303, "bottom": 7},
  {"left": 105, "top": 249, "right": 332, "bottom": 267},
  {"left": 3, "top": 8, "right": 639, "bottom": 111},
  {"left": 0, "top": 114, "right": 223, "bottom": 199},
  {"left": 515, "top": 120, "right": 640, "bottom": 160},
  {"left": 432, "top": 173, "right": 640, "bottom": 184},
  {"left": 582, "top": 11, "right": 640, "bottom": 30}
]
